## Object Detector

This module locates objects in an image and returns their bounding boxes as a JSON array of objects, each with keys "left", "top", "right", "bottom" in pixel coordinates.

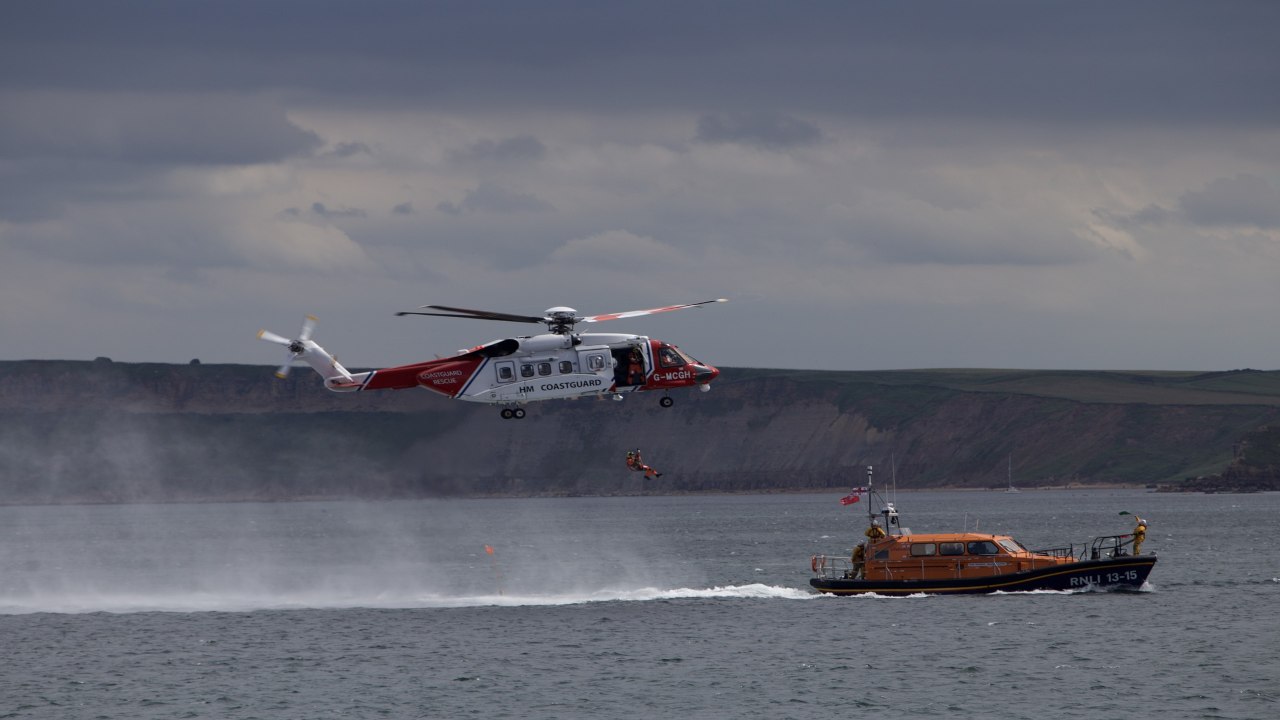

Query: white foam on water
[{"left": 0, "top": 583, "right": 817, "bottom": 615}]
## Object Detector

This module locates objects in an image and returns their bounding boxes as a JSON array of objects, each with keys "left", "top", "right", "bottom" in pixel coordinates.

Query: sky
[{"left": 2, "top": 0, "right": 1278, "bottom": 372}]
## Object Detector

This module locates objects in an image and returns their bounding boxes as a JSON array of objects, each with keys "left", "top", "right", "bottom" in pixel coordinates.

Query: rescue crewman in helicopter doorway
[{"left": 625, "top": 348, "right": 645, "bottom": 386}]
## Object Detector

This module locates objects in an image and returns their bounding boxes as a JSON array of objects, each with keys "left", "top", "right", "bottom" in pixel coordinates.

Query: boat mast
[
  {"left": 866, "top": 464, "right": 874, "bottom": 525},
  {"left": 891, "top": 453, "right": 897, "bottom": 504}
]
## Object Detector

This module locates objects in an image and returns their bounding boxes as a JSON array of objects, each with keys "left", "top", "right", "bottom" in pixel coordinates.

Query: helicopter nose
[{"left": 694, "top": 364, "right": 719, "bottom": 383}]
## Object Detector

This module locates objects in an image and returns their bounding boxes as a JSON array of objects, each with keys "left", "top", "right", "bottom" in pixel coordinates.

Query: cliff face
[
  {"left": 1175, "top": 425, "right": 1280, "bottom": 492},
  {"left": 2, "top": 360, "right": 1279, "bottom": 503}
]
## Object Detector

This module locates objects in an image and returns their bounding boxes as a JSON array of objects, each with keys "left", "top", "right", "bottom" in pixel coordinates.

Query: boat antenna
[
  {"left": 891, "top": 453, "right": 897, "bottom": 504},
  {"left": 866, "top": 464, "right": 874, "bottom": 524}
]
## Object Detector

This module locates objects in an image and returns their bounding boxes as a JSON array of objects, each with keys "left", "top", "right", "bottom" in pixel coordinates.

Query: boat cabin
[{"left": 862, "top": 531, "right": 1073, "bottom": 582}]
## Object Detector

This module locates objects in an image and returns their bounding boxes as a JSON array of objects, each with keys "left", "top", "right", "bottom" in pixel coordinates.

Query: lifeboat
[{"left": 810, "top": 495, "right": 1156, "bottom": 596}]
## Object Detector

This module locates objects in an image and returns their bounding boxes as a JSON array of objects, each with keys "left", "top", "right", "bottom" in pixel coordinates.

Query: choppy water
[{"left": 1, "top": 490, "right": 1277, "bottom": 719}]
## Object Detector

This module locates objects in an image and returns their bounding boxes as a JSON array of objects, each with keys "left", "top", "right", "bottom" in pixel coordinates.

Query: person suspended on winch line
[{"left": 625, "top": 449, "right": 663, "bottom": 478}]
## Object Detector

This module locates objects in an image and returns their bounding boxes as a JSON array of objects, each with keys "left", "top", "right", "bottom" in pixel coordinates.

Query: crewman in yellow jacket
[
  {"left": 850, "top": 543, "right": 866, "bottom": 579},
  {"left": 866, "top": 520, "right": 886, "bottom": 544},
  {"left": 1132, "top": 517, "right": 1147, "bottom": 555}
]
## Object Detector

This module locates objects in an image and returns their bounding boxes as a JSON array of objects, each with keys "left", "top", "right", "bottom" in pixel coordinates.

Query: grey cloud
[
  {"left": 450, "top": 135, "right": 546, "bottom": 166},
  {"left": 850, "top": 200, "right": 1100, "bottom": 267},
  {"left": 392, "top": 202, "right": 414, "bottom": 215},
  {"left": 1102, "top": 205, "right": 1177, "bottom": 230},
  {"left": 1179, "top": 174, "right": 1280, "bottom": 229},
  {"left": 3, "top": 3, "right": 1275, "bottom": 127},
  {"left": 327, "top": 141, "right": 372, "bottom": 158},
  {"left": 436, "top": 182, "right": 554, "bottom": 216},
  {"left": 695, "top": 113, "right": 823, "bottom": 150},
  {"left": 0, "top": 91, "right": 321, "bottom": 222},
  {"left": 0, "top": 152, "right": 216, "bottom": 223},
  {"left": 311, "top": 202, "right": 367, "bottom": 219},
  {"left": 0, "top": 92, "right": 321, "bottom": 166}
]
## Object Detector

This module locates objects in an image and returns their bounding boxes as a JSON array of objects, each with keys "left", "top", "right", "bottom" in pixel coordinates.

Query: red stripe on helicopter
[{"left": 362, "top": 357, "right": 483, "bottom": 397}]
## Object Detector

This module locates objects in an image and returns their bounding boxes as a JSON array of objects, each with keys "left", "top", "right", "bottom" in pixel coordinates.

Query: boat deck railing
[
  {"left": 1087, "top": 534, "right": 1138, "bottom": 560},
  {"left": 811, "top": 554, "right": 856, "bottom": 580},
  {"left": 1029, "top": 544, "right": 1079, "bottom": 560}
]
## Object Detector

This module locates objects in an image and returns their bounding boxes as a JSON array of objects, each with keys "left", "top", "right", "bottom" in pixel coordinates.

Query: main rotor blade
[
  {"left": 397, "top": 305, "right": 543, "bottom": 324},
  {"left": 581, "top": 298, "right": 728, "bottom": 323}
]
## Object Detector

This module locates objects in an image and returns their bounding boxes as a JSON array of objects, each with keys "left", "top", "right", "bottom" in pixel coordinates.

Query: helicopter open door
[{"left": 577, "top": 347, "right": 613, "bottom": 378}]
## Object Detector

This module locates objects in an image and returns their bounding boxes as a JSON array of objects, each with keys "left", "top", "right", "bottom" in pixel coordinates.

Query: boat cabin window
[
  {"left": 939, "top": 542, "right": 965, "bottom": 556},
  {"left": 967, "top": 541, "right": 1001, "bottom": 556},
  {"left": 537, "top": 362, "right": 552, "bottom": 376},
  {"left": 997, "top": 539, "right": 1026, "bottom": 554},
  {"left": 909, "top": 543, "right": 936, "bottom": 557},
  {"left": 559, "top": 361, "right": 573, "bottom": 374},
  {"left": 520, "top": 364, "right": 535, "bottom": 378}
]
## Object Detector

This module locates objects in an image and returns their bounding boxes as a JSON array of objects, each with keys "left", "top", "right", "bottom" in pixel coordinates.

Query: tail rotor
[{"left": 257, "top": 315, "right": 320, "bottom": 379}]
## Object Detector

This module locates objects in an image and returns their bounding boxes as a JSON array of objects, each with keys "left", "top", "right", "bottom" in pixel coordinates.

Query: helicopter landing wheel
[
  {"left": 513, "top": 408, "right": 526, "bottom": 419},
  {"left": 659, "top": 396, "right": 674, "bottom": 408},
  {"left": 500, "top": 408, "right": 514, "bottom": 419}
]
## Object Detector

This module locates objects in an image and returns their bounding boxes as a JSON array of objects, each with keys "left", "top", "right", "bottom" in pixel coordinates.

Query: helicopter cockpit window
[
  {"left": 559, "top": 361, "right": 573, "bottom": 374},
  {"left": 657, "top": 346, "right": 684, "bottom": 368},
  {"left": 537, "top": 362, "right": 552, "bottom": 376},
  {"left": 520, "top": 364, "right": 535, "bottom": 378}
]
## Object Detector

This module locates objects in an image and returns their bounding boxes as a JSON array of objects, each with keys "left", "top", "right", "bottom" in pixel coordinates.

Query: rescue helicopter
[{"left": 257, "top": 299, "right": 726, "bottom": 419}]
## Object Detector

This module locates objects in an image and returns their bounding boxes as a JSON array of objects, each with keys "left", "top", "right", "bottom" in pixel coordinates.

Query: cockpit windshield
[{"left": 657, "top": 344, "right": 694, "bottom": 368}]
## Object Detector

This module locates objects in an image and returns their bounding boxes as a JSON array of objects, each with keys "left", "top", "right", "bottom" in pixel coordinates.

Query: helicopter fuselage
[{"left": 323, "top": 332, "right": 719, "bottom": 406}]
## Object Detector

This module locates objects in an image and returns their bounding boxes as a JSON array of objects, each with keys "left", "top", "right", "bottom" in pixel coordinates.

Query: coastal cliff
[{"left": 2, "top": 359, "right": 1279, "bottom": 503}]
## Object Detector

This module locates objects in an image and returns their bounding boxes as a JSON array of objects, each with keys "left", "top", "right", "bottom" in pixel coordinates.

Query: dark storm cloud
[
  {"left": 1179, "top": 175, "right": 1280, "bottom": 229},
  {"left": 695, "top": 113, "right": 823, "bottom": 150},
  {"left": 3, "top": 1, "right": 1276, "bottom": 125}
]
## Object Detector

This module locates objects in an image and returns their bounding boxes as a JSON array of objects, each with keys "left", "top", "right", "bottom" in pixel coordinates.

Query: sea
[{"left": 1, "top": 488, "right": 1276, "bottom": 719}]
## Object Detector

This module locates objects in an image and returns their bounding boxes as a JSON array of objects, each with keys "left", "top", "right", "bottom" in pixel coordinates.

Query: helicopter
[{"left": 257, "top": 299, "right": 726, "bottom": 419}]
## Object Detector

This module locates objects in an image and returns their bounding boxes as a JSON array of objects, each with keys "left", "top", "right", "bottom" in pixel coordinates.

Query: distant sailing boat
[{"left": 1005, "top": 453, "right": 1019, "bottom": 492}]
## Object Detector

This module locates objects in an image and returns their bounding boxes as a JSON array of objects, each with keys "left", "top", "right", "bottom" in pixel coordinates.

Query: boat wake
[{"left": 0, "top": 583, "right": 815, "bottom": 615}]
